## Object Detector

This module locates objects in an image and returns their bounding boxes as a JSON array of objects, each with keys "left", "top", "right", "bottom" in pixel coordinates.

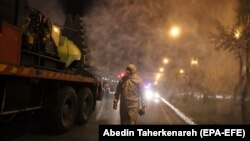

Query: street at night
[
  {"left": 1, "top": 0, "right": 250, "bottom": 141},
  {"left": 1, "top": 93, "right": 189, "bottom": 141}
]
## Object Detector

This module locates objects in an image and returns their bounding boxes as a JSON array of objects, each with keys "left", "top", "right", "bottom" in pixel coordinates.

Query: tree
[
  {"left": 237, "top": 0, "right": 250, "bottom": 124},
  {"left": 210, "top": 0, "right": 250, "bottom": 123}
]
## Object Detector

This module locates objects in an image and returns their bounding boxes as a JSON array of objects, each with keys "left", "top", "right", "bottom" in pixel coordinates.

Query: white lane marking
[{"left": 160, "top": 97, "right": 196, "bottom": 125}]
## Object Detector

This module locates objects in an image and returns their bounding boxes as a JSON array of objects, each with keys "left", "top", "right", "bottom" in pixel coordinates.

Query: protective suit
[{"left": 113, "top": 64, "right": 146, "bottom": 125}]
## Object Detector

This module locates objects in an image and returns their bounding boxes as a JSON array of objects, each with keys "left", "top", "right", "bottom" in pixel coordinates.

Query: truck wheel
[
  {"left": 52, "top": 87, "right": 77, "bottom": 133},
  {"left": 76, "top": 88, "right": 93, "bottom": 125}
]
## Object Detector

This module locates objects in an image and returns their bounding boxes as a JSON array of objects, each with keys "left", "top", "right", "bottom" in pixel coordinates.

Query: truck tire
[
  {"left": 76, "top": 88, "right": 93, "bottom": 125},
  {"left": 51, "top": 87, "right": 77, "bottom": 133}
]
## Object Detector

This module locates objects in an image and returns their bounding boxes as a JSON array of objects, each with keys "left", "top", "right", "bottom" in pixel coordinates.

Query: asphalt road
[{"left": 1, "top": 93, "right": 188, "bottom": 141}]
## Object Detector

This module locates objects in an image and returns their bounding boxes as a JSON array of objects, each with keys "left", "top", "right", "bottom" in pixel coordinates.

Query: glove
[
  {"left": 138, "top": 107, "right": 146, "bottom": 116},
  {"left": 113, "top": 101, "right": 118, "bottom": 110}
]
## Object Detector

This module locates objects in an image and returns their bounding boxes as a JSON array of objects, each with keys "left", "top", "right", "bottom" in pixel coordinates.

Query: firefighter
[{"left": 113, "top": 64, "right": 146, "bottom": 125}]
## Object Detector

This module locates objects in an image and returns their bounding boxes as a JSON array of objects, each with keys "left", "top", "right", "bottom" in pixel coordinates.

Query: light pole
[{"left": 190, "top": 57, "right": 199, "bottom": 95}]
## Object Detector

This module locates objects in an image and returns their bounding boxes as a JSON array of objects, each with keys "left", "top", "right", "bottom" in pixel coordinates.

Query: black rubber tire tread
[
  {"left": 76, "top": 87, "right": 93, "bottom": 125},
  {"left": 51, "top": 87, "right": 77, "bottom": 133}
]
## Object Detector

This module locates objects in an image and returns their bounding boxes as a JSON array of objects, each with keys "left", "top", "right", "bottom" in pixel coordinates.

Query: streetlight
[
  {"left": 179, "top": 69, "right": 184, "bottom": 74},
  {"left": 155, "top": 73, "right": 161, "bottom": 80},
  {"left": 163, "top": 58, "right": 169, "bottom": 64},
  {"left": 191, "top": 58, "right": 198, "bottom": 66},
  {"left": 159, "top": 67, "right": 164, "bottom": 72},
  {"left": 234, "top": 29, "right": 241, "bottom": 39},
  {"left": 169, "top": 26, "right": 181, "bottom": 38}
]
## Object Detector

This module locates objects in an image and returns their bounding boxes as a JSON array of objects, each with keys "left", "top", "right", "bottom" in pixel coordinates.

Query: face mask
[{"left": 126, "top": 70, "right": 130, "bottom": 76}]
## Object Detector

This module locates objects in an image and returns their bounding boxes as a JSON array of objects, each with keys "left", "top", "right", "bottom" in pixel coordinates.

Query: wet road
[{"left": 1, "top": 93, "right": 189, "bottom": 141}]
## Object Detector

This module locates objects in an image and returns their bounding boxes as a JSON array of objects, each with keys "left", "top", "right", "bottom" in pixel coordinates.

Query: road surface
[{"left": 1, "top": 93, "right": 191, "bottom": 141}]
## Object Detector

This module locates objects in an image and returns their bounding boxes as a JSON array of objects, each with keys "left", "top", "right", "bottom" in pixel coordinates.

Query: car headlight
[
  {"left": 145, "top": 90, "right": 154, "bottom": 100},
  {"left": 154, "top": 92, "right": 160, "bottom": 98}
]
